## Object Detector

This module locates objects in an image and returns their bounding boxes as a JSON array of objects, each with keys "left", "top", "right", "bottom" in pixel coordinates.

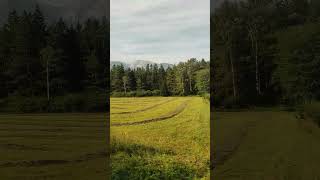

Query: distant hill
[
  {"left": 110, "top": 60, "right": 173, "bottom": 70},
  {"left": 159, "top": 63, "right": 173, "bottom": 70},
  {"left": 110, "top": 61, "right": 128, "bottom": 68},
  {"left": 130, "top": 60, "right": 155, "bottom": 69}
]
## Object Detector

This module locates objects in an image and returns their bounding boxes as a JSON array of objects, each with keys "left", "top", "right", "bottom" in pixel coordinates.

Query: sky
[{"left": 111, "top": 0, "right": 210, "bottom": 64}]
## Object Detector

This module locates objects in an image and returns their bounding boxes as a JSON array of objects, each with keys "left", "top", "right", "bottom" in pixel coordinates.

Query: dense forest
[
  {"left": 0, "top": 5, "right": 109, "bottom": 112},
  {"left": 110, "top": 59, "right": 210, "bottom": 97},
  {"left": 212, "top": 0, "right": 320, "bottom": 108}
]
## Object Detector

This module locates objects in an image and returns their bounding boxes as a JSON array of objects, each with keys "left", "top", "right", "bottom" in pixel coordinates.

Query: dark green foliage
[
  {"left": 0, "top": 6, "right": 109, "bottom": 112},
  {"left": 212, "top": 0, "right": 320, "bottom": 108},
  {"left": 111, "top": 59, "right": 210, "bottom": 97},
  {"left": 301, "top": 102, "right": 320, "bottom": 126},
  {"left": 0, "top": 91, "right": 107, "bottom": 113},
  {"left": 196, "top": 68, "right": 210, "bottom": 94},
  {"left": 111, "top": 90, "right": 161, "bottom": 97},
  {"left": 283, "top": 32, "right": 320, "bottom": 104}
]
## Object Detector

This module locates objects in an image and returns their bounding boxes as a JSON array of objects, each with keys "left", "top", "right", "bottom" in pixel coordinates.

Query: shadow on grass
[{"left": 111, "top": 140, "right": 196, "bottom": 180}]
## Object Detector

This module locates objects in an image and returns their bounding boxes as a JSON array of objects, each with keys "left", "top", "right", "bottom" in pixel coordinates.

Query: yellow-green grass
[
  {"left": 110, "top": 97, "right": 189, "bottom": 124},
  {"left": 0, "top": 113, "right": 108, "bottom": 180},
  {"left": 111, "top": 97, "right": 176, "bottom": 114},
  {"left": 213, "top": 111, "right": 320, "bottom": 180},
  {"left": 111, "top": 97, "right": 210, "bottom": 179}
]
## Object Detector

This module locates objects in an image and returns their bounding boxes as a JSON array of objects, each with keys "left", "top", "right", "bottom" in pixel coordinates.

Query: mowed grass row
[
  {"left": 111, "top": 97, "right": 172, "bottom": 106},
  {"left": 213, "top": 111, "right": 320, "bottom": 180},
  {"left": 111, "top": 97, "right": 210, "bottom": 179},
  {"left": 0, "top": 113, "right": 108, "bottom": 180},
  {"left": 111, "top": 97, "right": 175, "bottom": 113},
  {"left": 111, "top": 97, "right": 189, "bottom": 124}
]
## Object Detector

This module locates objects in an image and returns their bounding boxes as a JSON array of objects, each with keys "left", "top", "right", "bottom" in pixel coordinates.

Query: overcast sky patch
[{"left": 111, "top": 0, "right": 210, "bottom": 64}]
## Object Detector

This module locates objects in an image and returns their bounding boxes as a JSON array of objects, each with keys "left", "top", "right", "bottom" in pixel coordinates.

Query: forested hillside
[
  {"left": 0, "top": 5, "right": 109, "bottom": 112},
  {"left": 212, "top": 0, "right": 320, "bottom": 108},
  {"left": 110, "top": 59, "right": 210, "bottom": 97}
]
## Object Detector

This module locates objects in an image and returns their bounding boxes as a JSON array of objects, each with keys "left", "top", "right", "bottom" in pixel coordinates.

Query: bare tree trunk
[
  {"left": 255, "top": 38, "right": 261, "bottom": 95},
  {"left": 248, "top": 27, "right": 261, "bottom": 95},
  {"left": 27, "top": 62, "right": 34, "bottom": 97},
  {"left": 189, "top": 74, "right": 192, "bottom": 93},
  {"left": 123, "top": 83, "right": 126, "bottom": 94},
  {"left": 181, "top": 76, "right": 185, "bottom": 95},
  {"left": 46, "top": 59, "right": 50, "bottom": 101},
  {"left": 229, "top": 48, "right": 237, "bottom": 99}
]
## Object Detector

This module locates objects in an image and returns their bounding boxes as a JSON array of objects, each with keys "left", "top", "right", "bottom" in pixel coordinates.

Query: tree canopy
[
  {"left": 110, "top": 59, "right": 210, "bottom": 97},
  {"left": 0, "top": 6, "right": 109, "bottom": 112},
  {"left": 212, "top": 0, "right": 320, "bottom": 108}
]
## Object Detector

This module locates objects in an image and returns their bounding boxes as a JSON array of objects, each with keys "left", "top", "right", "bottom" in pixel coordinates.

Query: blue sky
[{"left": 111, "top": 0, "right": 210, "bottom": 64}]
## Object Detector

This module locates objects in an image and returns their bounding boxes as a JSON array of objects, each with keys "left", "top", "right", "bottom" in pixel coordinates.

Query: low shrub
[
  {"left": 0, "top": 90, "right": 108, "bottom": 113},
  {"left": 200, "top": 93, "right": 210, "bottom": 102},
  {"left": 301, "top": 102, "right": 320, "bottom": 126},
  {"left": 0, "top": 96, "right": 48, "bottom": 113},
  {"left": 111, "top": 90, "right": 161, "bottom": 97}
]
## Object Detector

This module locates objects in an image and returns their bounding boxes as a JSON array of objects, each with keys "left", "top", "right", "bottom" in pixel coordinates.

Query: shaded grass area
[
  {"left": 111, "top": 140, "right": 195, "bottom": 180},
  {"left": 213, "top": 111, "right": 320, "bottom": 180},
  {"left": 0, "top": 113, "right": 108, "bottom": 180},
  {"left": 111, "top": 97, "right": 210, "bottom": 179}
]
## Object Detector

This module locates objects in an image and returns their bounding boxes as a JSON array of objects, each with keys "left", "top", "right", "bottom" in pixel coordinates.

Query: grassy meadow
[
  {"left": 0, "top": 113, "right": 108, "bottom": 179},
  {"left": 110, "top": 97, "right": 210, "bottom": 179},
  {"left": 213, "top": 111, "right": 320, "bottom": 180}
]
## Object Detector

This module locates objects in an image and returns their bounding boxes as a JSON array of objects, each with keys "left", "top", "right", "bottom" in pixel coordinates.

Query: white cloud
[{"left": 111, "top": 0, "right": 210, "bottom": 64}]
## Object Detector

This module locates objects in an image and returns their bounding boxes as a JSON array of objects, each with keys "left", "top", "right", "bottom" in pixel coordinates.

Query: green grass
[
  {"left": 213, "top": 111, "right": 320, "bottom": 180},
  {"left": 110, "top": 97, "right": 187, "bottom": 124},
  {"left": 0, "top": 113, "right": 108, "bottom": 180},
  {"left": 111, "top": 97, "right": 175, "bottom": 114},
  {"left": 111, "top": 97, "right": 210, "bottom": 179}
]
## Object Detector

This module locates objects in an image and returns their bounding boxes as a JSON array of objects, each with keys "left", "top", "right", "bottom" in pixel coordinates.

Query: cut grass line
[
  {"left": 111, "top": 107, "right": 128, "bottom": 110},
  {"left": 0, "top": 123, "right": 106, "bottom": 128},
  {"left": 112, "top": 100, "right": 189, "bottom": 126},
  {"left": 0, "top": 151, "right": 107, "bottom": 168},
  {"left": 0, "top": 135, "right": 105, "bottom": 140},
  {"left": 111, "top": 98, "right": 177, "bottom": 115},
  {"left": 0, "top": 128, "right": 106, "bottom": 133},
  {"left": 0, "top": 143, "right": 48, "bottom": 151},
  {"left": 0, "top": 119, "right": 105, "bottom": 123},
  {"left": 212, "top": 120, "right": 257, "bottom": 169}
]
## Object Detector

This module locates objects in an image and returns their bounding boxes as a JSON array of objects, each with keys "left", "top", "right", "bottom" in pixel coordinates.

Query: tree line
[
  {"left": 111, "top": 59, "right": 210, "bottom": 97},
  {"left": 0, "top": 5, "right": 109, "bottom": 112},
  {"left": 212, "top": 0, "right": 320, "bottom": 108}
]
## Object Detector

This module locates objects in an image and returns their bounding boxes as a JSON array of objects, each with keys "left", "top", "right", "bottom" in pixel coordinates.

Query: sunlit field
[{"left": 111, "top": 97, "right": 210, "bottom": 179}]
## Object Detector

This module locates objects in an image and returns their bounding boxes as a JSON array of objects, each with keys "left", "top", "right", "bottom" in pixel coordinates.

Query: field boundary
[
  {"left": 111, "top": 98, "right": 177, "bottom": 115},
  {"left": 111, "top": 100, "right": 189, "bottom": 126}
]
